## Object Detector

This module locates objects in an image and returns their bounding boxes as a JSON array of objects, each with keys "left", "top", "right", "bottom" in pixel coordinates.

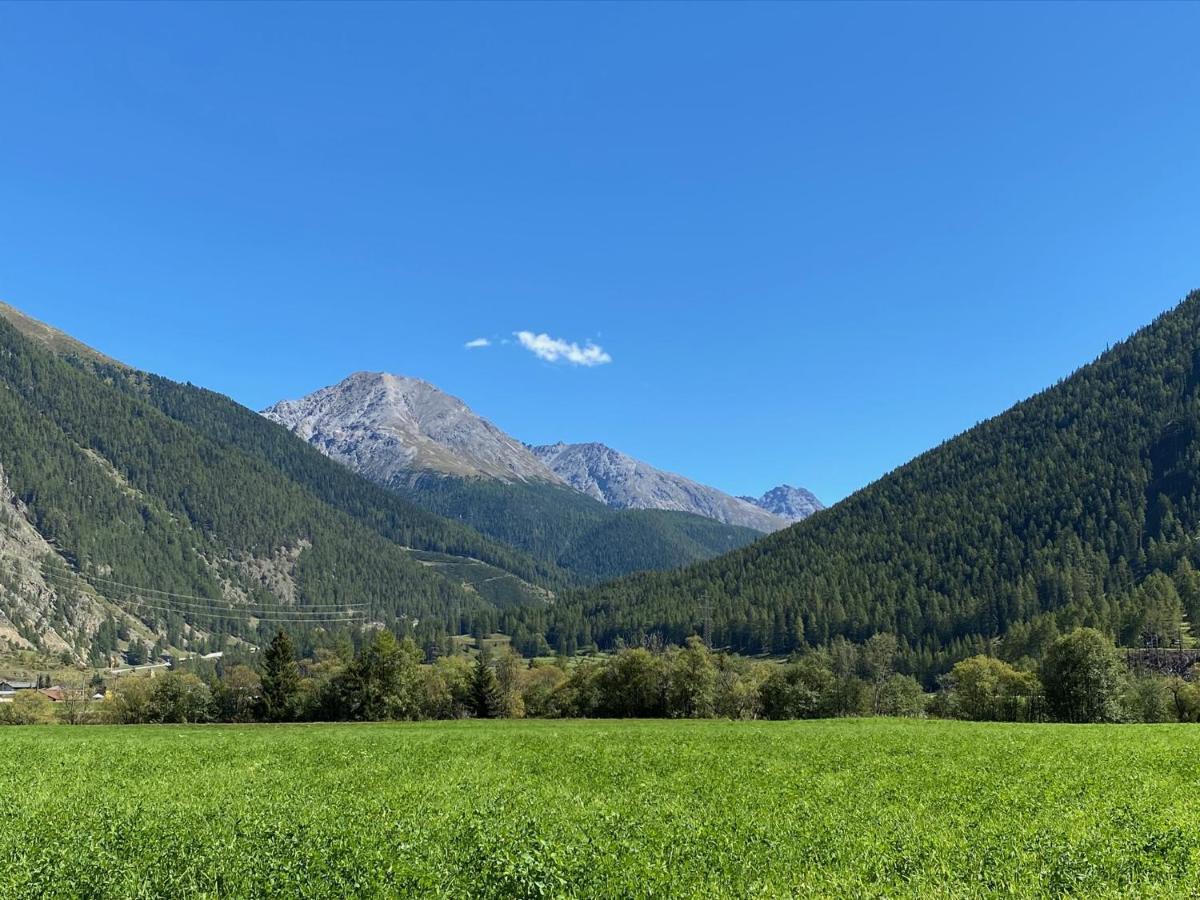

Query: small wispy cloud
[
  {"left": 464, "top": 337, "right": 491, "bottom": 349},
  {"left": 515, "top": 331, "right": 612, "bottom": 367}
]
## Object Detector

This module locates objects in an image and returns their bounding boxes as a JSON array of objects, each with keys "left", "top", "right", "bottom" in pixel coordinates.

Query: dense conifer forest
[
  {"left": 514, "top": 292, "right": 1200, "bottom": 677},
  {"left": 396, "top": 475, "right": 763, "bottom": 583}
]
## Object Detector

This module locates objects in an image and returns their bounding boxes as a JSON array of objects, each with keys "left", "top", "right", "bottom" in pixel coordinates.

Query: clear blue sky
[{"left": 2, "top": 2, "right": 1198, "bottom": 504}]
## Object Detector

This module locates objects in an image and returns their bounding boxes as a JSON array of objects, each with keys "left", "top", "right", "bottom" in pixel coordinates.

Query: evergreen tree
[
  {"left": 337, "top": 629, "right": 424, "bottom": 721},
  {"left": 470, "top": 654, "right": 501, "bottom": 719},
  {"left": 260, "top": 630, "right": 300, "bottom": 722},
  {"left": 1128, "top": 572, "right": 1184, "bottom": 646}
]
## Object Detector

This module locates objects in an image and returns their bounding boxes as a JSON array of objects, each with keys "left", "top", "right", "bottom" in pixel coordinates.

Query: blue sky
[{"left": 1, "top": 2, "right": 1198, "bottom": 504}]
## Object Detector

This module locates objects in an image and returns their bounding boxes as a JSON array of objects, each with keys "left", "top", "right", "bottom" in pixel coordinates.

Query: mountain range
[
  {"left": 740, "top": 485, "right": 824, "bottom": 521},
  {"left": 530, "top": 442, "right": 798, "bottom": 532},
  {"left": 263, "top": 372, "right": 818, "bottom": 533},
  {"left": 262, "top": 372, "right": 560, "bottom": 485},
  {"left": 5, "top": 288, "right": 1198, "bottom": 677}
]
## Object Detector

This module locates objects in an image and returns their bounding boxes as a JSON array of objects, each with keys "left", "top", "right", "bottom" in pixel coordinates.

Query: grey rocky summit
[
  {"left": 739, "top": 484, "right": 825, "bottom": 522},
  {"left": 531, "top": 442, "right": 800, "bottom": 533},
  {"left": 263, "top": 373, "right": 823, "bottom": 533},
  {"left": 262, "top": 372, "right": 562, "bottom": 485}
]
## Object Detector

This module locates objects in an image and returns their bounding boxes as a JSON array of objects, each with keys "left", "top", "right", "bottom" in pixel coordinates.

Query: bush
[
  {"left": 946, "top": 656, "right": 1041, "bottom": 722},
  {"left": 761, "top": 657, "right": 837, "bottom": 720},
  {"left": 0, "top": 692, "right": 55, "bottom": 725},
  {"left": 521, "top": 663, "right": 569, "bottom": 718},
  {"left": 876, "top": 674, "right": 926, "bottom": 717},
  {"left": 1122, "top": 675, "right": 1172, "bottom": 723},
  {"left": 1164, "top": 677, "right": 1200, "bottom": 722},
  {"left": 148, "top": 673, "right": 213, "bottom": 724},
  {"left": 105, "top": 677, "right": 156, "bottom": 724},
  {"left": 1041, "top": 628, "right": 1125, "bottom": 723}
]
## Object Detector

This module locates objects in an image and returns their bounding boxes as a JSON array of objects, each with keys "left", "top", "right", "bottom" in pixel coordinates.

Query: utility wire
[
  {"left": 102, "top": 597, "right": 366, "bottom": 625},
  {"left": 35, "top": 567, "right": 366, "bottom": 610},
  {"left": 35, "top": 568, "right": 368, "bottom": 622}
]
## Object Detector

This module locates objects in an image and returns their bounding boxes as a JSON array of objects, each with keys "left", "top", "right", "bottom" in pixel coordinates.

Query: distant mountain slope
[
  {"left": 531, "top": 442, "right": 794, "bottom": 532},
  {"left": 0, "top": 305, "right": 555, "bottom": 662},
  {"left": 397, "top": 475, "right": 763, "bottom": 585},
  {"left": 526, "top": 291, "right": 1200, "bottom": 674},
  {"left": 739, "top": 485, "right": 824, "bottom": 522},
  {"left": 263, "top": 372, "right": 562, "bottom": 484},
  {"left": 0, "top": 462, "right": 109, "bottom": 655}
]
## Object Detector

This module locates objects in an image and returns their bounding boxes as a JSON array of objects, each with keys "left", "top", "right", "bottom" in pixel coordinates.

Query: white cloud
[
  {"left": 464, "top": 337, "right": 491, "bottom": 349},
  {"left": 515, "top": 331, "right": 612, "bottom": 367}
]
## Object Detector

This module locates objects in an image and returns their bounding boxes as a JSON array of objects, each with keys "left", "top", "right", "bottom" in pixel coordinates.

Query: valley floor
[{"left": 1, "top": 719, "right": 1197, "bottom": 898}]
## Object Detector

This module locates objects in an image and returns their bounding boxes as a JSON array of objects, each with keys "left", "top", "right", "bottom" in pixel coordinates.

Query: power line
[
  {"left": 35, "top": 567, "right": 366, "bottom": 610},
  {"left": 105, "top": 597, "right": 366, "bottom": 625},
  {"left": 46, "top": 592, "right": 365, "bottom": 625},
  {"left": 111, "top": 595, "right": 365, "bottom": 623},
  {"left": 67, "top": 580, "right": 368, "bottom": 624},
  {"left": 34, "top": 568, "right": 368, "bottom": 622}
]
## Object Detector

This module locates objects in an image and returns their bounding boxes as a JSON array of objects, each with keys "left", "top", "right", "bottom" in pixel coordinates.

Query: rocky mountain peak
[
  {"left": 264, "top": 374, "right": 823, "bottom": 533},
  {"left": 531, "top": 442, "right": 797, "bottom": 533},
  {"left": 262, "top": 372, "right": 562, "bottom": 485},
  {"left": 739, "top": 484, "right": 825, "bottom": 521}
]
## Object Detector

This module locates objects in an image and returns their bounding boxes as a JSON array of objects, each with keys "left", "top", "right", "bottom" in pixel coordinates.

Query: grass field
[{"left": 1, "top": 720, "right": 1198, "bottom": 898}]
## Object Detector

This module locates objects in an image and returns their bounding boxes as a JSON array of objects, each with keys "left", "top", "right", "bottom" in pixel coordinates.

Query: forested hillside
[
  {"left": 104, "top": 369, "right": 564, "bottom": 589},
  {"left": 394, "top": 476, "right": 763, "bottom": 584},
  {"left": 517, "top": 291, "right": 1200, "bottom": 673},
  {"left": 0, "top": 311, "right": 552, "bottom": 660}
]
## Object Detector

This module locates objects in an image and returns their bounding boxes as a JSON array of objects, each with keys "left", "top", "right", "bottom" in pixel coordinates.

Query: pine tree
[
  {"left": 470, "top": 654, "right": 501, "bottom": 719},
  {"left": 260, "top": 630, "right": 300, "bottom": 722}
]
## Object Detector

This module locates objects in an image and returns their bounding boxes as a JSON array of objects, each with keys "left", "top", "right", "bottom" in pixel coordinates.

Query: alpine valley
[{"left": 5, "top": 291, "right": 1200, "bottom": 678}]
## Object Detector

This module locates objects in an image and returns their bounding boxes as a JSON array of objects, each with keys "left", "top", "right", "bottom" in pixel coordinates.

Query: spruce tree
[
  {"left": 470, "top": 654, "right": 501, "bottom": 719},
  {"left": 261, "top": 630, "right": 300, "bottom": 722}
]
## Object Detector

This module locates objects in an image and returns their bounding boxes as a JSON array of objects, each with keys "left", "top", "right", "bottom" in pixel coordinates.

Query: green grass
[{"left": 1, "top": 719, "right": 1198, "bottom": 898}]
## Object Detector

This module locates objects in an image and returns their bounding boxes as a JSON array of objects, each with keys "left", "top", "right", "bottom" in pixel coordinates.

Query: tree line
[{"left": 5, "top": 626, "right": 1197, "bottom": 726}]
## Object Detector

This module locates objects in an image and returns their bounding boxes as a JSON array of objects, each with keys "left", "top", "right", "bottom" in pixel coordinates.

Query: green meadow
[{"left": 1, "top": 719, "right": 1198, "bottom": 898}]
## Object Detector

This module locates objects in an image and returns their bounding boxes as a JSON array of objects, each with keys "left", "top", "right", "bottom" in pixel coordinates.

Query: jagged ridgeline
[
  {"left": 525, "top": 291, "right": 1200, "bottom": 671},
  {"left": 0, "top": 304, "right": 558, "bottom": 659}
]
